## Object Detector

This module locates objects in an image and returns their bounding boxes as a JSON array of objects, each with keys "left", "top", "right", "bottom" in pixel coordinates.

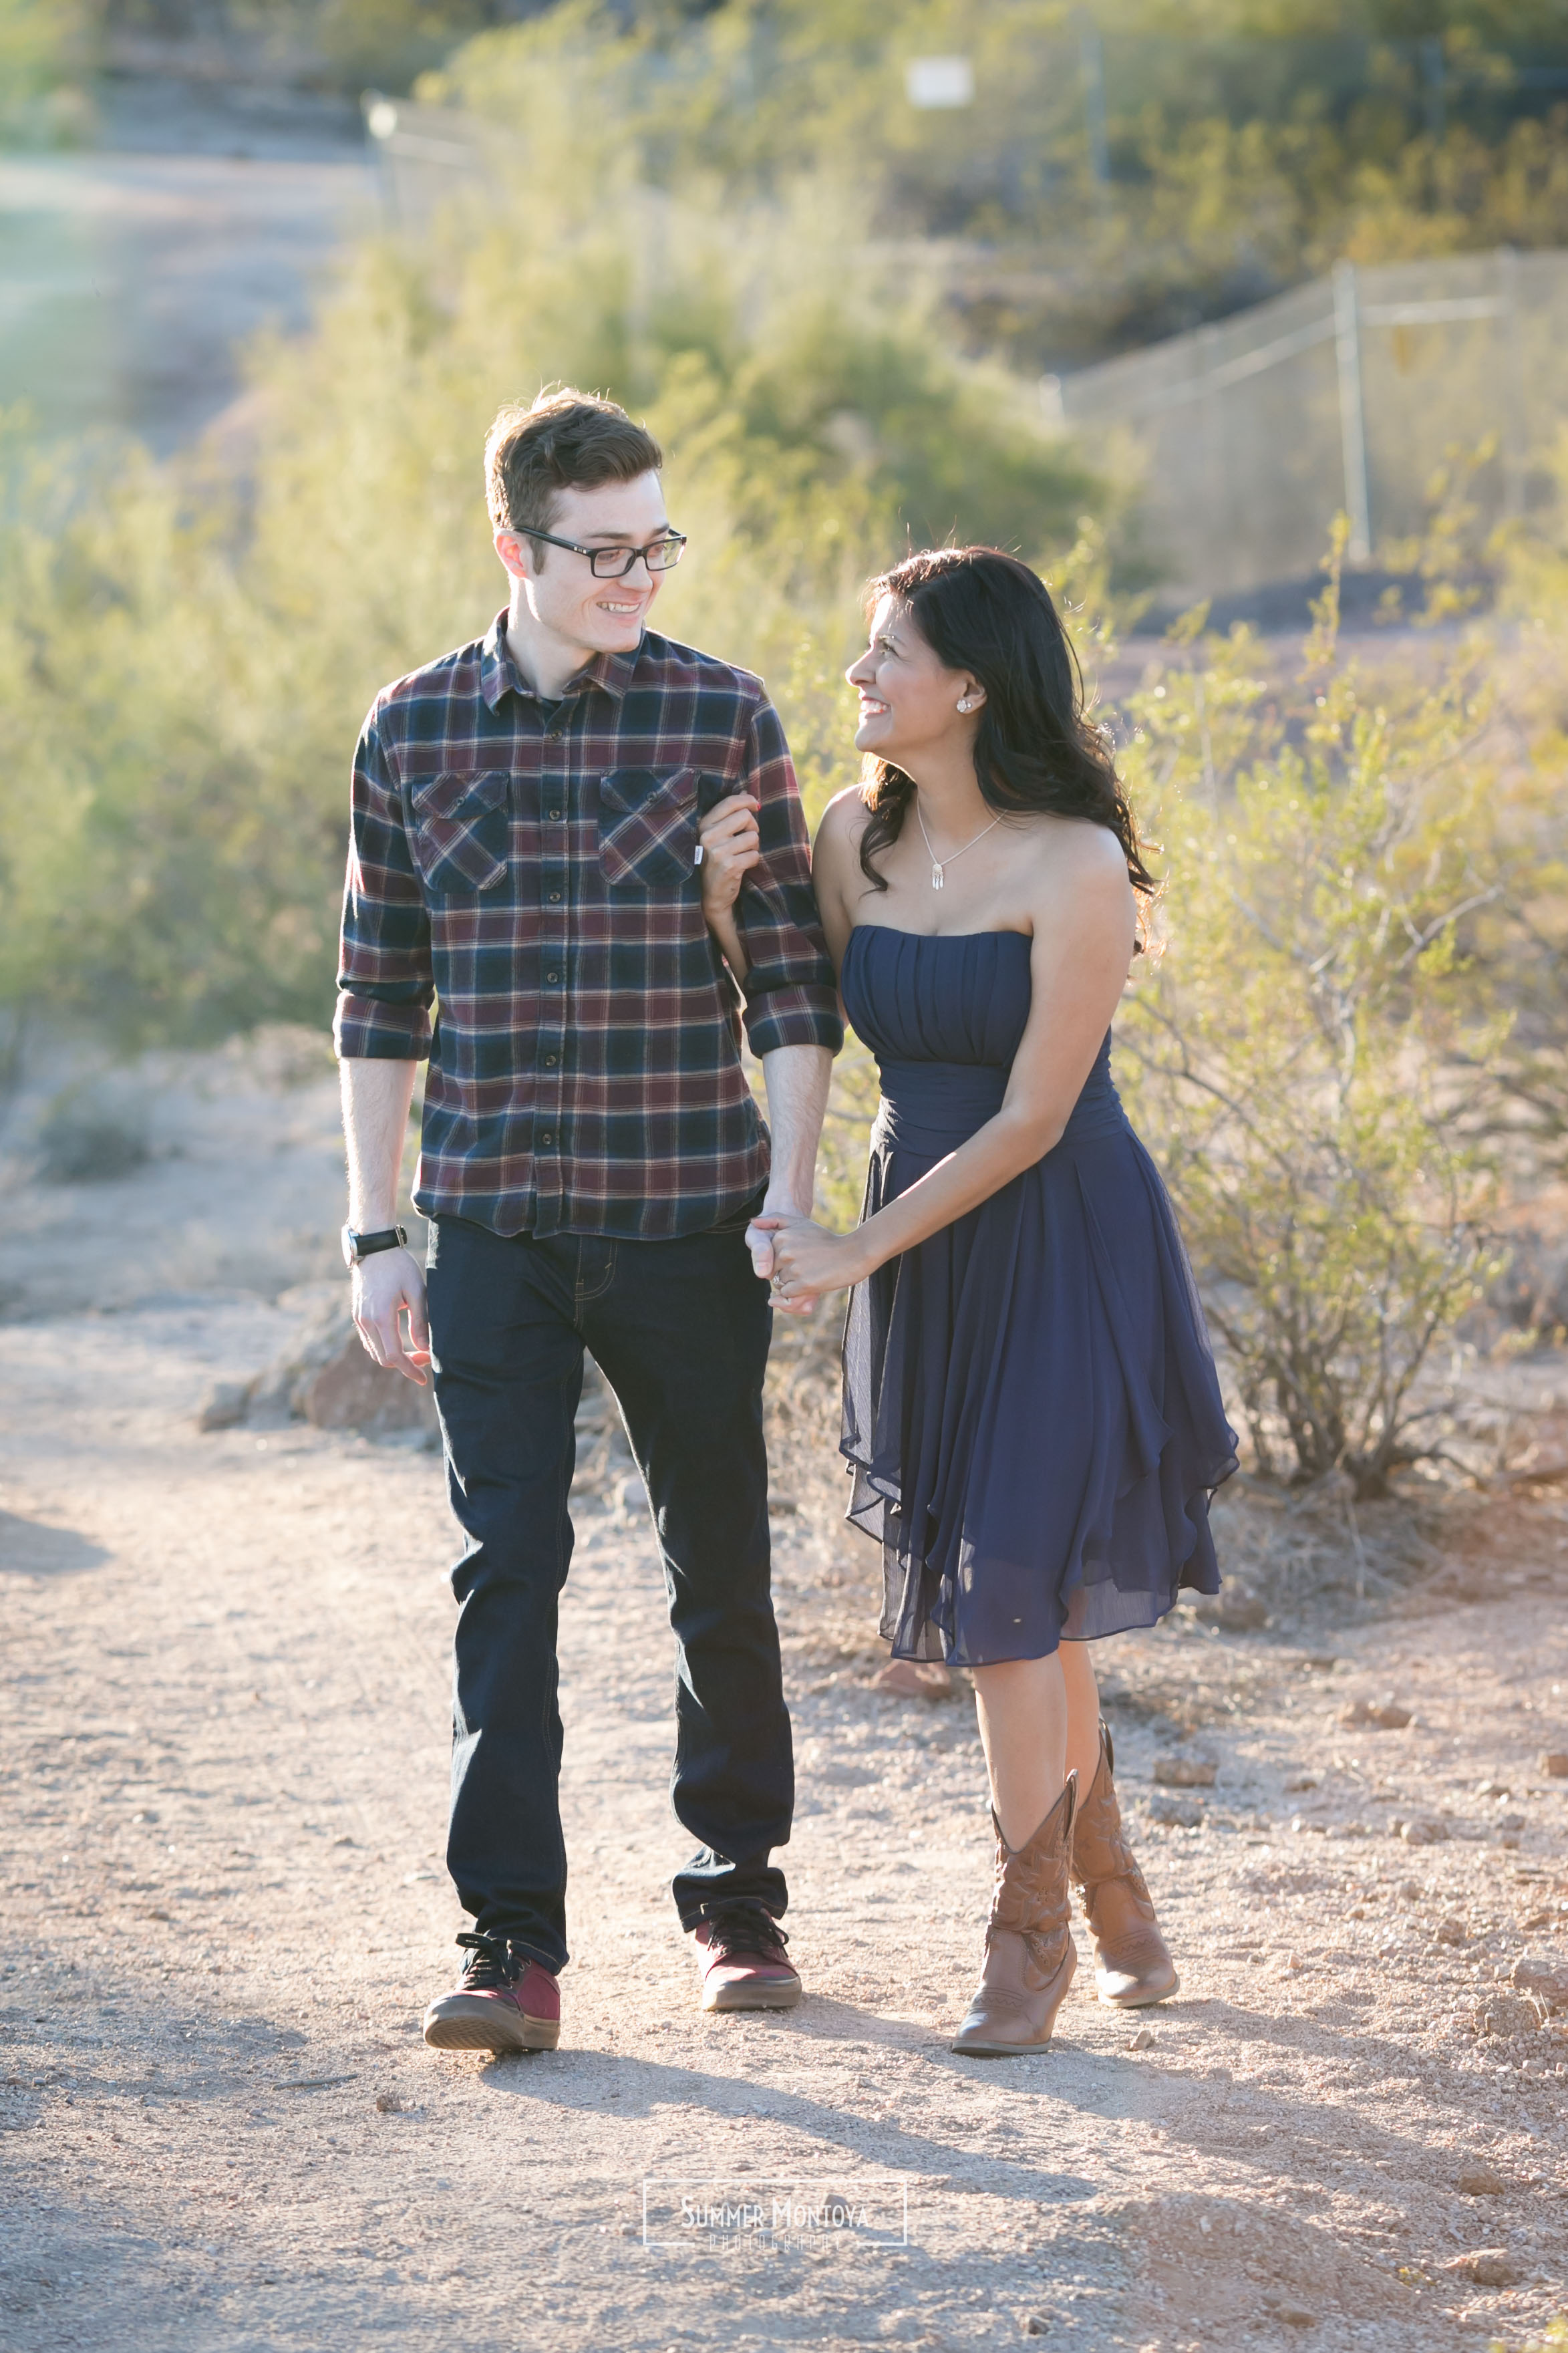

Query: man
[{"left": 335, "top": 388, "right": 840, "bottom": 2053}]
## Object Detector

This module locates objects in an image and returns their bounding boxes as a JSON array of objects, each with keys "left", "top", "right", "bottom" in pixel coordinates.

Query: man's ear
[{"left": 494, "top": 527, "right": 532, "bottom": 581}]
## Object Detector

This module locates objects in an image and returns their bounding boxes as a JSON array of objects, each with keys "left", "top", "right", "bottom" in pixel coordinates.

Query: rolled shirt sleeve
[
  {"left": 734, "top": 700, "right": 844, "bottom": 1059},
  {"left": 333, "top": 707, "right": 435, "bottom": 1061}
]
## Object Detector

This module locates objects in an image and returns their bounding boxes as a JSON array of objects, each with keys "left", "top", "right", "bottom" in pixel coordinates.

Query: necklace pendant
[{"left": 931, "top": 863, "right": 945, "bottom": 889}]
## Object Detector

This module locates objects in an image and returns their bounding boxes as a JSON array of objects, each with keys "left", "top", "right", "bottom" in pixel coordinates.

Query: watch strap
[{"left": 345, "top": 1224, "right": 408, "bottom": 1265}]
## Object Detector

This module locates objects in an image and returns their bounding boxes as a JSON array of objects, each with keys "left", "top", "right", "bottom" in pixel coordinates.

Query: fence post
[
  {"left": 1077, "top": 17, "right": 1110, "bottom": 189},
  {"left": 1419, "top": 37, "right": 1446, "bottom": 142},
  {"left": 1333, "top": 260, "right": 1372, "bottom": 563},
  {"left": 1499, "top": 246, "right": 1527, "bottom": 527}
]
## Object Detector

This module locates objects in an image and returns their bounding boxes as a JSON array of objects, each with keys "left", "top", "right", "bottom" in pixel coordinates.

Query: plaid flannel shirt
[{"left": 334, "top": 612, "right": 842, "bottom": 1239}]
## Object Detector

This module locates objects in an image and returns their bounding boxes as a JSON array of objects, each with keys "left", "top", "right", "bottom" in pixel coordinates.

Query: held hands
[
  {"left": 697, "top": 792, "right": 761, "bottom": 919},
  {"left": 750, "top": 1213, "right": 867, "bottom": 1313},
  {"left": 351, "top": 1247, "right": 432, "bottom": 1385}
]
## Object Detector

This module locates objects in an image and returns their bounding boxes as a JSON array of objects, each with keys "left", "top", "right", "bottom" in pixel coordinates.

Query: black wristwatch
[{"left": 341, "top": 1223, "right": 409, "bottom": 1268}]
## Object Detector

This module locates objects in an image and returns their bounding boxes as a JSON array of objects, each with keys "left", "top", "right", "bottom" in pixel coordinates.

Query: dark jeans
[{"left": 424, "top": 1214, "right": 792, "bottom": 1974}]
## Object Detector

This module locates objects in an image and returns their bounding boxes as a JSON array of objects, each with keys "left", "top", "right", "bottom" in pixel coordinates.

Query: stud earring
[{"left": 957, "top": 696, "right": 975, "bottom": 712}]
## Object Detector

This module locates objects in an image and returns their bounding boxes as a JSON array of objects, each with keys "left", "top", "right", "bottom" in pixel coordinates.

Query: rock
[
  {"left": 1126, "top": 2026, "right": 1155, "bottom": 2051},
  {"left": 1541, "top": 1752, "right": 1568, "bottom": 1778},
  {"left": 374, "top": 2092, "right": 404, "bottom": 2114},
  {"left": 297, "top": 1337, "right": 437, "bottom": 1439},
  {"left": 1473, "top": 1992, "right": 1545, "bottom": 2040},
  {"left": 1023, "top": 2319, "right": 1053, "bottom": 2340},
  {"left": 1150, "top": 1795, "right": 1205, "bottom": 1828},
  {"left": 197, "top": 1379, "right": 256, "bottom": 1432},
  {"left": 1497, "top": 1812, "right": 1527, "bottom": 1833},
  {"left": 196, "top": 1288, "right": 439, "bottom": 1442},
  {"left": 1194, "top": 1586, "right": 1269, "bottom": 1632},
  {"left": 1432, "top": 1915, "right": 1470, "bottom": 1946},
  {"left": 1475, "top": 1780, "right": 1511, "bottom": 1798},
  {"left": 1285, "top": 1775, "right": 1318, "bottom": 1792},
  {"left": 1512, "top": 1956, "right": 1568, "bottom": 2010},
  {"left": 1400, "top": 1817, "right": 1450, "bottom": 1846},
  {"left": 1153, "top": 1754, "right": 1218, "bottom": 1788},
  {"left": 867, "top": 1661, "right": 954, "bottom": 1701},
  {"left": 1273, "top": 2306, "right": 1317, "bottom": 2330},
  {"left": 1443, "top": 2249, "right": 1521, "bottom": 2288},
  {"left": 1338, "top": 1699, "right": 1411, "bottom": 1729},
  {"left": 1456, "top": 2164, "right": 1507, "bottom": 2196}
]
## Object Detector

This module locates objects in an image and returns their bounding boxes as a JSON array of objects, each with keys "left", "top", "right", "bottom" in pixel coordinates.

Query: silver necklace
[{"left": 914, "top": 799, "right": 1003, "bottom": 890}]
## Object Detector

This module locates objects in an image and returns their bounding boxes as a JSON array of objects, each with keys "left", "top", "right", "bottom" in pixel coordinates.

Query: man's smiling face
[{"left": 495, "top": 472, "right": 672, "bottom": 664}]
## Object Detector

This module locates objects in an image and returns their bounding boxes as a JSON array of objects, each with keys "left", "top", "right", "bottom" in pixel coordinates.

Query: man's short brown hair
[{"left": 484, "top": 388, "right": 663, "bottom": 548}]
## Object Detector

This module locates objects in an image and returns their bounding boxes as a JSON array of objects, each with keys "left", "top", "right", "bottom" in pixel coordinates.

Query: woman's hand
[
  {"left": 752, "top": 1214, "right": 869, "bottom": 1309},
  {"left": 697, "top": 792, "right": 761, "bottom": 919}
]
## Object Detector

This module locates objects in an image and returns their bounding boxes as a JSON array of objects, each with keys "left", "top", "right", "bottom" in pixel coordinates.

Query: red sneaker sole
[
  {"left": 422, "top": 2005, "right": 560, "bottom": 2053},
  {"left": 702, "top": 1977, "right": 802, "bottom": 2013}
]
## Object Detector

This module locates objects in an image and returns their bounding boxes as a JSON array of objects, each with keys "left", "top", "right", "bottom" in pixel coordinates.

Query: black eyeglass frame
[{"left": 508, "top": 525, "right": 687, "bottom": 579}]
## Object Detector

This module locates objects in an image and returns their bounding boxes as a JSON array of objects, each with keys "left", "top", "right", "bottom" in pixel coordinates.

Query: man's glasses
[{"left": 515, "top": 526, "right": 687, "bottom": 579}]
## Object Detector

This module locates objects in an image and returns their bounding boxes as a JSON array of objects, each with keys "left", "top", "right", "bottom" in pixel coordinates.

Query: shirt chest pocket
[
  {"left": 409, "top": 770, "right": 512, "bottom": 893},
  {"left": 597, "top": 766, "right": 708, "bottom": 889}
]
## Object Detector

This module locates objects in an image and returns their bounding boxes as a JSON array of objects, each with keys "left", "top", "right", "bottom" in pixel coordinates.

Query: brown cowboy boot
[
  {"left": 1071, "top": 1719, "right": 1179, "bottom": 2008},
  {"left": 951, "top": 1776, "right": 1077, "bottom": 2056}
]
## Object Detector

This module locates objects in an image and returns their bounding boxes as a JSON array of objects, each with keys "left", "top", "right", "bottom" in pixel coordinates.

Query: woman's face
[{"left": 846, "top": 593, "right": 983, "bottom": 764}]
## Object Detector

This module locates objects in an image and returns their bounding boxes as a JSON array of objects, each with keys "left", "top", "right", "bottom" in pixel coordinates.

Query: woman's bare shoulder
[
  {"left": 814, "top": 786, "right": 871, "bottom": 849},
  {"left": 1017, "top": 812, "right": 1132, "bottom": 886},
  {"left": 813, "top": 788, "right": 871, "bottom": 889}
]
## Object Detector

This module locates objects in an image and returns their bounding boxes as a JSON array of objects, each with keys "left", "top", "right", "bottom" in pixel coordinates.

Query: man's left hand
[
  {"left": 750, "top": 1212, "right": 866, "bottom": 1312},
  {"left": 747, "top": 1197, "right": 812, "bottom": 1314}
]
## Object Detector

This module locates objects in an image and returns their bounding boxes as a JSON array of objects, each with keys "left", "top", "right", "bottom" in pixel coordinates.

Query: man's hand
[
  {"left": 747, "top": 1193, "right": 816, "bottom": 1314},
  {"left": 351, "top": 1246, "right": 432, "bottom": 1384},
  {"left": 751, "top": 1212, "right": 866, "bottom": 1314}
]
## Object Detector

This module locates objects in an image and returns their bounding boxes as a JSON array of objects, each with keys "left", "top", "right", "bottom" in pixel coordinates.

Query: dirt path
[
  {"left": 0, "top": 78, "right": 371, "bottom": 453},
  {"left": 2, "top": 1049, "right": 1567, "bottom": 2353}
]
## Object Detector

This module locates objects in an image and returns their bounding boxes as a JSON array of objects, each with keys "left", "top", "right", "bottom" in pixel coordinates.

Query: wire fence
[
  {"left": 357, "top": 98, "right": 1568, "bottom": 603},
  {"left": 1056, "top": 249, "right": 1568, "bottom": 599}
]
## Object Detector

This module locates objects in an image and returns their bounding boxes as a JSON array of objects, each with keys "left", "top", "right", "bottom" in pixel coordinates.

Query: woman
[{"left": 697, "top": 547, "right": 1237, "bottom": 2056}]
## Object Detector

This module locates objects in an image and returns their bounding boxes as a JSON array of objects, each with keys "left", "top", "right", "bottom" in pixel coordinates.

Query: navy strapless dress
[{"left": 838, "top": 926, "right": 1239, "bottom": 1667}]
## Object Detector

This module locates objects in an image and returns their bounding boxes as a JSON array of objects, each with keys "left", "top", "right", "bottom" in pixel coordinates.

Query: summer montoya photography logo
[{"left": 641, "top": 2177, "right": 910, "bottom": 2255}]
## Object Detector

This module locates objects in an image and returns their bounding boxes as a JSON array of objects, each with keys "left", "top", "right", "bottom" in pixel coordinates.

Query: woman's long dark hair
[{"left": 858, "top": 547, "right": 1154, "bottom": 913}]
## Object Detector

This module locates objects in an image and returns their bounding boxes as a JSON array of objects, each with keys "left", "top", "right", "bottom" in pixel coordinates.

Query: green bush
[
  {"left": 425, "top": 1, "right": 1568, "bottom": 362},
  {"left": 0, "top": 146, "right": 1098, "bottom": 1043},
  {"left": 1116, "top": 529, "right": 1513, "bottom": 1494}
]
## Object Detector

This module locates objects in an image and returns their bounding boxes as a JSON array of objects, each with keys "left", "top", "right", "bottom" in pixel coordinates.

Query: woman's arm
[
  {"left": 763, "top": 825, "right": 1137, "bottom": 1302},
  {"left": 810, "top": 788, "right": 867, "bottom": 974}
]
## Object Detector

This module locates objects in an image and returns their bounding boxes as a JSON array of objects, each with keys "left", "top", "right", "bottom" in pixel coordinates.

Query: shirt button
[
  {"left": 547, "top": 806, "right": 563, "bottom": 821},
  {"left": 546, "top": 970, "right": 561, "bottom": 984},
  {"left": 547, "top": 889, "right": 562, "bottom": 904},
  {"left": 542, "top": 1052, "right": 559, "bottom": 1068},
  {"left": 539, "top": 1131, "right": 555, "bottom": 1147}
]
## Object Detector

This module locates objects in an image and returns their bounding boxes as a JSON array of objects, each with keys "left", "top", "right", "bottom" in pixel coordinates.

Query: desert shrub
[
  {"left": 1117, "top": 529, "right": 1511, "bottom": 1496},
  {"left": 0, "top": 141, "right": 1098, "bottom": 1043},
  {"left": 35, "top": 1077, "right": 150, "bottom": 1183},
  {"left": 1463, "top": 452, "right": 1568, "bottom": 1175},
  {"left": 0, "top": 0, "right": 94, "bottom": 143},
  {"left": 426, "top": 1, "right": 1568, "bottom": 364}
]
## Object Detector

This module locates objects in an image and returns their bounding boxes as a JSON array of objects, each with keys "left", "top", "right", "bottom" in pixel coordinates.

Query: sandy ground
[
  {"left": 0, "top": 78, "right": 373, "bottom": 452},
  {"left": 2, "top": 1039, "right": 1568, "bottom": 2353}
]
